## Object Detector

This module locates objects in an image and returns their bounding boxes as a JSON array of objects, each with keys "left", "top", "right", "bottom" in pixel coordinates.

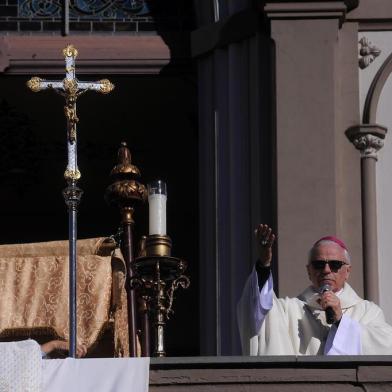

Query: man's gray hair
[{"left": 308, "top": 240, "right": 351, "bottom": 264}]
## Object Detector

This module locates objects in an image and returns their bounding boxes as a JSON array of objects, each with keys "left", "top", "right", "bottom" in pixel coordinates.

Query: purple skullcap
[{"left": 314, "top": 236, "right": 348, "bottom": 251}]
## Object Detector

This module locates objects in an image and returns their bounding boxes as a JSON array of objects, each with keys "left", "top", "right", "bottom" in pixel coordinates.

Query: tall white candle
[{"left": 148, "top": 180, "right": 167, "bottom": 235}]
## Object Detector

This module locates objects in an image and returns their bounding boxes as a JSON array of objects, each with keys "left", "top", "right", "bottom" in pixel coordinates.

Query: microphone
[{"left": 319, "top": 284, "right": 335, "bottom": 324}]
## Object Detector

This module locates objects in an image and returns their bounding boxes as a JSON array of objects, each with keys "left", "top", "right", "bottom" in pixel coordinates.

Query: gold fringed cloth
[{"left": 0, "top": 238, "right": 129, "bottom": 356}]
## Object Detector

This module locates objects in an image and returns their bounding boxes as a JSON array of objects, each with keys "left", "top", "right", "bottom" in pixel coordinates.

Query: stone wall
[{"left": 150, "top": 356, "right": 392, "bottom": 391}]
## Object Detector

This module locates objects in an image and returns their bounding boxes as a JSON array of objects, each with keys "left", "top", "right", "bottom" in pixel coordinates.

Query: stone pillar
[
  {"left": 264, "top": 0, "right": 362, "bottom": 297},
  {"left": 346, "top": 124, "right": 387, "bottom": 303}
]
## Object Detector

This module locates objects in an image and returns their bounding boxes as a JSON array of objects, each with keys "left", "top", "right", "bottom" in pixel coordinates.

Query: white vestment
[{"left": 237, "top": 269, "right": 392, "bottom": 355}]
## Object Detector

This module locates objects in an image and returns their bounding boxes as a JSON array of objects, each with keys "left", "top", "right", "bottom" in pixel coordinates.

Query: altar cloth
[
  {"left": 42, "top": 357, "right": 150, "bottom": 392},
  {"left": 0, "top": 238, "right": 129, "bottom": 356},
  {"left": 0, "top": 340, "right": 42, "bottom": 392}
]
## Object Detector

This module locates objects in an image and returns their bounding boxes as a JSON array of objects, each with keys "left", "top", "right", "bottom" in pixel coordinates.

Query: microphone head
[{"left": 319, "top": 284, "right": 332, "bottom": 294}]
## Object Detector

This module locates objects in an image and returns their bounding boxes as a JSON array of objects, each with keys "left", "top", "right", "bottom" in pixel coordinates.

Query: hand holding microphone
[{"left": 319, "top": 284, "right": 342, "bottom": 324}]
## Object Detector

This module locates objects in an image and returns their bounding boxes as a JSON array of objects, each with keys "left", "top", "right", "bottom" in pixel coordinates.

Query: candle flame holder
[{"left": 132, "top": 235, "right": 190, "bottom": 357}]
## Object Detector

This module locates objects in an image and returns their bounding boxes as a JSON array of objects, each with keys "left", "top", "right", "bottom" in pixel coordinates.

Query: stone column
[
  {"left": 346, "top": 124, "right": 387, "bottom": 303},
  {"left": 264, "top": 0, "right": 362, "bottom": 297}
]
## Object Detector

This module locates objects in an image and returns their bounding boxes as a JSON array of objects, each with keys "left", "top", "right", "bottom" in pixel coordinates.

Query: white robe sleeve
[
  {"left": 237, "top": 267, "right": 273, "bottom": 354},
  {"left": 354, "top": 302, "right": 392, "bottom": 355},
  {"left": 325, "top": 301, "right": 392, "bottom": 355},
  {"left": 324, "top": 314, "right": 362, "bottom": 355}
]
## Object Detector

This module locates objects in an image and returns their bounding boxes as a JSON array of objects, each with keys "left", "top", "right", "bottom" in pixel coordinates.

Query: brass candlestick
[
  {"left": 132, "top": 234, "right": 190, "bottom": 357},
  {"left": 105, "top": 142, "right": 147, "bottom": 357}
]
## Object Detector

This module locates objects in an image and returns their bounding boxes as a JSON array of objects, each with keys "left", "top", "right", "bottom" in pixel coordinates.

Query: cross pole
[{"left": 27, "top": 45, "right": 114, "bottom": 358}]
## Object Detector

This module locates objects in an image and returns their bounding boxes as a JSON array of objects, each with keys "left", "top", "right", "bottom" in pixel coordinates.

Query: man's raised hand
[{"left": 255, "top": 224, "right": 275, "bottom": 266}]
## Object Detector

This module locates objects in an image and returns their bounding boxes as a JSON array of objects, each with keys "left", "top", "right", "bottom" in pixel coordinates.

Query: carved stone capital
[
  {"left": 346, "top": 124, "right": 387, "bottom": 160},
  {"left": 359, "top": 37, "right": 381, "bottom": 69},
  {"left": 352, "top": 134, "right": 384, "bottom": 159}
]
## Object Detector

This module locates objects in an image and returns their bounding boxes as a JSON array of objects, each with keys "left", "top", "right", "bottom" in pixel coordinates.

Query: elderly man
[{"left": 237, "top": 224, "right": 392, "bottom": 355}]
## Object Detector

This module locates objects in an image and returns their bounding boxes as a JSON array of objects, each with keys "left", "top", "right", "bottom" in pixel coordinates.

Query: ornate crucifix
[{"left": 27, "top": 45, "right": 114, "bottom": 358}]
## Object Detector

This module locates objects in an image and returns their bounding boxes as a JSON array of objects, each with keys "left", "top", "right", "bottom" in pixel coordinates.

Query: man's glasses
[{"left": 310, "top": 260, "right": 348, "bottom": 272}]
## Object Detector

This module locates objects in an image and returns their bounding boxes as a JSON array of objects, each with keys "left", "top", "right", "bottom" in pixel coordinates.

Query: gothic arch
[{"left": 363, "top": 52, "right": 392, "bottom": 124}]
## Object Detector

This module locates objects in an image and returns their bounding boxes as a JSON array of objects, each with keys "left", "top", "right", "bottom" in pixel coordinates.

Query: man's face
[{"left": 306, "top": 242, "right": 351, "bottom": 292}]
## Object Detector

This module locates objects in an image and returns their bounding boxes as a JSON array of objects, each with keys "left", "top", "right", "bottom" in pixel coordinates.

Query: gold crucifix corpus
[{"left": 27, "top": 45, "right": 114, "bottom": 182}]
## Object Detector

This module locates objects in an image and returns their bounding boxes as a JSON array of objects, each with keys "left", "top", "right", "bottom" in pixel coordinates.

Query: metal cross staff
[{"left": 27, "top": 45, "right": 114, "bottom": 358}]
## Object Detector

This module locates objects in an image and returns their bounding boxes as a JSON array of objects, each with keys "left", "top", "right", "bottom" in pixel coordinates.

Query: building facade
[{"left": 0, "top": 0, "right": 392, "bottom": 356}]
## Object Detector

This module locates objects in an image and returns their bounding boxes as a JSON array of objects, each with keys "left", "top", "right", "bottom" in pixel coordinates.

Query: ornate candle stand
[
  {"left": 105, "top": 142, "right": 147, "bottom": 357},
  {"left": 132, "top": 235, "right": 190, "bottom": 357}
]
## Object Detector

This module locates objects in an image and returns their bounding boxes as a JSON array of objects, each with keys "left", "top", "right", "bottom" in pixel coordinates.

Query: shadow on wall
[{"left": 144, "top": 0, "right": 195, "bottom": 75}]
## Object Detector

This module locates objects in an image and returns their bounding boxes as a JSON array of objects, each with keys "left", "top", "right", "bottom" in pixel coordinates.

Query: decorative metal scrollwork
[
  {"left": 18, "top": 0, "right": 149, "bottom": 18},
  {"left": 144, "top": 266, "right": 190, "bottom": 322},
  {"left": 19, "top": 0, "right": 62, "bottom": 18},
  {"left": 130, "top": 276, "right": 145, "bottom": 290},
  {"left": 132, "top": 254, "right": 190, "bottom": 356},
  {"left": 166, "top": 275, "right": 190, "bottom": 317}
]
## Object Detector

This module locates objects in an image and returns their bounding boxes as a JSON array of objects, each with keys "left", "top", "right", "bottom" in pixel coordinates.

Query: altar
[
  {"left": 3, "top": 351, "right": 392, "bottom": 391},
  {"left": 41, "top": 355, "right": 392, "bottom": 391},
  {"left": 43, "top": 357, "right": 149, "bottom": 392}
]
